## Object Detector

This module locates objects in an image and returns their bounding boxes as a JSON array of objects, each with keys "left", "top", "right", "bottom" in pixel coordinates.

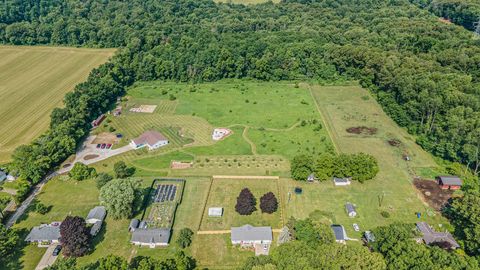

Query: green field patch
[
  {"left": 186, "top": 126, "right": 252, "bottom": 156},
  {"left": 132, "top": 151, "right": 194, "bottom": 170},
  {"left": 199, "top": 178, "right": 283, "bottom": 230}
]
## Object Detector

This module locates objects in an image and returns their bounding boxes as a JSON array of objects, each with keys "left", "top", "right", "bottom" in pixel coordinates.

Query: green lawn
[
  {"left": 280, "top": 84, "right": 447, "bottom": 239},
  {"left": 199, "top": 178, "right": 283, "bottom": 230}
]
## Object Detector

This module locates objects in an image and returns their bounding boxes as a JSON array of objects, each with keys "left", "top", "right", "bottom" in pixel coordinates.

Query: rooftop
[
  {"left": 25, "top": 223, "right": 61, "bottom": 242},
  {"left": 345, "top": 203, "right": 356, "bottom": 214},
  {"left": 131, "top": 228, "right": 171, "bottom": 244},
  {"left": 86, "top": 206, "right": 106, "bottom": 222},
  {"left": 416, "top": 222, "right": 459, "bottom": 248},
  {"left": 208, "top": 207, "right": 223, "bottom": 216},
  {"left": 231, "top": 224, "right": 272, "bottom": 242},
  {"left": 333, "top": 177, "right": 350, "bottom": 183},
  {"left": 132, "top": 130, "right": 168, "bottom": 146},
  {"left": 437, "top": 176, "right": 462, "bottom": 186},
  {"left": 331, "top": 225, "right": 347, "bottom": 241}
]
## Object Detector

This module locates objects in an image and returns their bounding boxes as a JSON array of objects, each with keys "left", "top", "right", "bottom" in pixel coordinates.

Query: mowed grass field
[
  {"left": 280, "top": 84, "right": 445, "bottom": 239},
  {"left": 0, "top": 46, "right": 115, "bottom": 163}
]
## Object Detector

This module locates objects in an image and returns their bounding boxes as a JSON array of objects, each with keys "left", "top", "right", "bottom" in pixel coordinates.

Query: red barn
[
  {"left": 436, "top": 176, "right": 462, "bottom": 190},
  {"left": 91, "top": 114, "right": 106, "bottom": 128}
]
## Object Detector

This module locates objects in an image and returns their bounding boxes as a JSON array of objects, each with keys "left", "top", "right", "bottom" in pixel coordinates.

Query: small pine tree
[
  {"left": 260, "top": 192, "right": 278, "bottom": 214},
  {"left": 235, "top": 188, "right": 256, "bottom": 215}
]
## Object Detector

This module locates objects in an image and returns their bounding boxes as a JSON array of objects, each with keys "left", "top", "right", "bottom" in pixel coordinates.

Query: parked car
[
  {"left": 353, "top": 223, "right": 360, "bottom": 232},
  {"left": 52, "top": 245, "right": 62, "bottom": 256},
  {"left": 106, "top": 144, "right": 112, "bottom": 149},
  {"left": 116, "top": 133, "right": 123, "bottom": 138},
  {"left": 96, "top": 144, "right": 101, "bottom": 148},
  {"left": 100, "top": 144, "right": 106, "bottom": 149}
]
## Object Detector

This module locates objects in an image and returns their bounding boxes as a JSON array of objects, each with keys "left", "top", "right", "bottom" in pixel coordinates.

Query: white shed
[{"left": 208, "top": 207, "right": 223, "bottom": 217}]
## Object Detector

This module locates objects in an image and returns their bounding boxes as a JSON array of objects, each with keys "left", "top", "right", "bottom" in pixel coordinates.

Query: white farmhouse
[{"left": 130, "top": 130, "right": 169, "bottom": 150}]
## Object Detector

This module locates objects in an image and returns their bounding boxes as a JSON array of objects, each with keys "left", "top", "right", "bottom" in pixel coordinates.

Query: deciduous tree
[
  {"left": 59, "top": 216, "right": 90, "bottom": 257},
  {"left": 259, "top": 192, "right": 278, "bottom": 214},
  {"left": 235, "top": 188, "right": 256, "bottom": 215},
  {"left": 99, "top": 179, "right": 141, "bottom": 219}
]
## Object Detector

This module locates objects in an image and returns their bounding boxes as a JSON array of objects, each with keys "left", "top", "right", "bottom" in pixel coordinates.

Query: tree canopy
[
  {"left": 99, "top": 178, "right": 141, "bottom": 219},
  {"left": 235, "top": 188, "right": 257, "bottom": 215},
  {"left": 59, "top": 216, "right": 90, "bottom": 257},
  {"left": 68, "top": 163, "right": 96, "bottom": 181}
]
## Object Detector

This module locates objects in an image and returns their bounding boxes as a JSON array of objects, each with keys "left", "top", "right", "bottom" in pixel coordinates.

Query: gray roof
[
  {"left": 25, "top": 224, "right": 61, "bottom": 242},
  {"left": 90, "top": 221, "right": 103, "bottom": 236},
  {"left": 130, "top": 219, "right": 139, "bottom": 230},
  {"left": 333, "top": 177, "right": 350, "bottom": 183},
  {"left": 132, "top": 130, "right": 168, "bottom": 146},
  {"left": 86, "top": 206, "right": 106, "bottom": 222},
  {"left": 130, "top": 228, "right": 170, "bottom": 244},
  {"left": 345, "top": 203, "right": 356, "bottom": 214},
  {"left": 331, "top": 225, "right": 347, "bottom": 241},
  {"left": 0, "top": 171, "right": 6, "bottom": 181},
  {"left": 437, "top": 176, "right": 462, "bottom": 186},
  {"left": 231, "top": 224, "right": 272, "bottom": 242},
  {"left": 416, "top": 222, "right": 459, "bottom": 248}
]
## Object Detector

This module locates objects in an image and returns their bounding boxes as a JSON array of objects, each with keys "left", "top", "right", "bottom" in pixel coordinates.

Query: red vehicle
[
  {"left": 106, "top": 144, "right": 112, "bottom": 149},
  {"left": 101, "top": 144, "right": 106, "bottom": 149}
]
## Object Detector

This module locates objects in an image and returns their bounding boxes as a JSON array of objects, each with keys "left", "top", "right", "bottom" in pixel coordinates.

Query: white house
[
  {"left": 25, "top": 222, "right": 61, "bottom": 246},
  {"left": 333, "top": 177, "right": 351, "bottom": 186},
  {"left": 231, "top": 225, "right": 272, "bottom": 247},
  {"left": 208, "top": 207, "right": 223, "bottom": 217},
  {"left": 130, "top": 228, "right": 171, "bottom": 248},
  {"left": 130, "top": 130, "right": 169, "bottom": 150}
]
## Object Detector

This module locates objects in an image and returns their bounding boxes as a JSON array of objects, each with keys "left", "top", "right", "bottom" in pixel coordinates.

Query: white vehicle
[{"left": 353, "top": 223, "right": 360, "bottom": 232}]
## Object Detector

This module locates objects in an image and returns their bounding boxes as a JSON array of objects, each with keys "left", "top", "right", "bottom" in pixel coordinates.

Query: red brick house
[{"left": 436, "top": 176, "right": 462, "bottom": 190}]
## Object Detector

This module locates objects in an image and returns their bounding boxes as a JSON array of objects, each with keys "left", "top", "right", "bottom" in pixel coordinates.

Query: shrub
[
  {"left": 68, "top": 163, "right": 96, "bottom": 181},
  {"left": 95, "top": 173, "right": 113, "bottom": 189},
  {"left": 35, "top": 202, "right": 50, "bottom": 215},
  {"left": 176, "top": 228, "right": 194, "bottom": 248},
  {"left": 380, "top": 211, "right": 390, "bottom": 218}
]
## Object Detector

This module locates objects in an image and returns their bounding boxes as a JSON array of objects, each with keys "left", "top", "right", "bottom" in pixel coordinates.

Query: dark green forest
[
  {"left": 410, "top": 0, "right": 480, "bottom": 31},
  {"left": 1, "top": 0, "right": 479, "bottom": 185}
]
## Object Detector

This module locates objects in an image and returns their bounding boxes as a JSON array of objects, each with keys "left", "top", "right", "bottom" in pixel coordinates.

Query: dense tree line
[
  {"left": 291, "top": 153, "right": 379, "bottom": 182},
  {"left": 370, "top": 223, "right": 479, "bottom": 269},
  {"left": 410, "top": 0, "right": 480, "bottom": 31},
  {"left": 45, "top": 252, "right": 195, "bottom": 270},
  {"left": 2, "top": 0, "right": 478, "bottom": 188}
]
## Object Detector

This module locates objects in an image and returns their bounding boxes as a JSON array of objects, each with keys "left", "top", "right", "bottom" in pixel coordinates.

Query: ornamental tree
[
  {"left": 60, "top": 216, "right": 90, "bottom": 257},
  {"left": 259, "top": 192, "right": 278, "bottom": 214},
  {"left": 235, "top": 188, "right": 256, "bottom": 215}
]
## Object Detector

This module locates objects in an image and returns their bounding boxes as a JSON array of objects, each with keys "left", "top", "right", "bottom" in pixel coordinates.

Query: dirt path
[
  {"left": 307, "top": 84, "right": 339, "bottom": 153},
  {"left": 242, "top": 126, "right": 257, "bottom": 155}
]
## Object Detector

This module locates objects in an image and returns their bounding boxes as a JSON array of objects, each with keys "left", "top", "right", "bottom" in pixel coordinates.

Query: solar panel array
[{"left": 154, "top": 184, "right": 177, "bottom": 202}]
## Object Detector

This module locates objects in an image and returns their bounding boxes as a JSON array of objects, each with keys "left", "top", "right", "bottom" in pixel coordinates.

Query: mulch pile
[
  {"left": 413, "top": 178, "right": 453, "bottom": 210},
  {"left": 346, "top": 126, "right": 378, "bottom": 135},
  {"left": 387, "top": 139, "right": 402, "bottom": 147}
]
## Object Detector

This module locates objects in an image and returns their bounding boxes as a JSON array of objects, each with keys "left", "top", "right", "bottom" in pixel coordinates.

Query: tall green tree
[{"left": 99, "top": 179, "right": 141, "bottom": 219}]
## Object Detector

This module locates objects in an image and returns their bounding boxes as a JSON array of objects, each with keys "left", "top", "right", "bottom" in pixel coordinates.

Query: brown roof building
[
  {"left": 130, "top": 130, "right": 169, "bottom": 150},
  {"left": 416, "top": 222, "right": 459, "bottom": 249}
]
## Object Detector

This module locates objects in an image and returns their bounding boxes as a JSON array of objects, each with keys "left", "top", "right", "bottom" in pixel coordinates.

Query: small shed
[
  {"left": 139, "top": 221, "right": 147, "bottom": 229},
  {"left": 333, "top": 177, "right": 351, "bottom": 186},
  {"left": 331, "top": 225, "right": 347, "bottom": 244},
  {"left": 90, "top": 221, "right": 102, "bottom": 236},
  {"left": 345, "top": 203, "right": 357, "bottom": 217},
  {"left": 86, "top": 206, "right": 106, "bottom": 224},
  {"left": 307, "top": 173, "right": 316, "bottom": 182},
  {"left": 436, "top": 176, "right": 462, "bottom": 190},
  {"left": 364, "top": 231, "right": 375, "bottom": 243},
  {"left": 129, "top": 219, "right": 140, "bottom": 232},
  {"left": 208, "top": 207, "right": 223, "bottom": 217}
]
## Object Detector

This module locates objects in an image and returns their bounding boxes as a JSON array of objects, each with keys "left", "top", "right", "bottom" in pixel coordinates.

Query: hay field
[{"left": 0, "top": 46, "right": 115, "bottom": 163}]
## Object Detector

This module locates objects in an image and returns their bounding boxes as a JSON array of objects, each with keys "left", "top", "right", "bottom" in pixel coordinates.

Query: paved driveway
[{"left": 35, "top": 244, "right": 58, "bottom": 270}]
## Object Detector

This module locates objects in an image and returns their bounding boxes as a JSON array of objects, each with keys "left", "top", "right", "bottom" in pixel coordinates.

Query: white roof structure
[
  {"left": 231, "top": 225, "right": 272, "bottom": 242},
  {"left": 208, "top": 207, "right": 223, "bottom": 217},
  {"left": 86, "top": 206, "right": 106, "bottom": 224}
]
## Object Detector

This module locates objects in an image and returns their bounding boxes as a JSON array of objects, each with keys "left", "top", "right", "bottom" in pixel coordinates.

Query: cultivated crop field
[{"left": 0, "top": 46, "right": 115, "bottom": 162}]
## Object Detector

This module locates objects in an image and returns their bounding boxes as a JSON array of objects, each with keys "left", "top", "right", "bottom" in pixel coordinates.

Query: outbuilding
[
  {"left": 345, "top": 203, "right": 357, "bottom": 217},
  {"left": 333, "top": 177, "right": 351, "bottom": 186},
  {"left": 208, "top": 207, "right": 223, "bottom": 217},
  {"left": 436, "top": 176, "right": 462, "bottom": 190},
  {"left": 129, "top": 219, "right": 140, "bottom": 232},
  {"left": 307, "top": 173, "right": 316, "bottom": 182},
  {"left": 91, "top": 114, "right": 106, "bottom": 128},
  {"left": 86, "top": 206, "right": 106, "bottom": 224},
  {"left": 331, "top": 224, "right": 347, "bottom": 244}
]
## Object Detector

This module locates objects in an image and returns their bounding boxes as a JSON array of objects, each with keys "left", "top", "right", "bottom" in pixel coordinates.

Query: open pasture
[
  {"left": 0, "top": 46, "right": 115, "bottom": 163},
  {"left": 281, "top": 85, "right": 445, "bottom": 238},
  {"left": 199, "top": 177, "right": 283, "bottom": 231}
]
